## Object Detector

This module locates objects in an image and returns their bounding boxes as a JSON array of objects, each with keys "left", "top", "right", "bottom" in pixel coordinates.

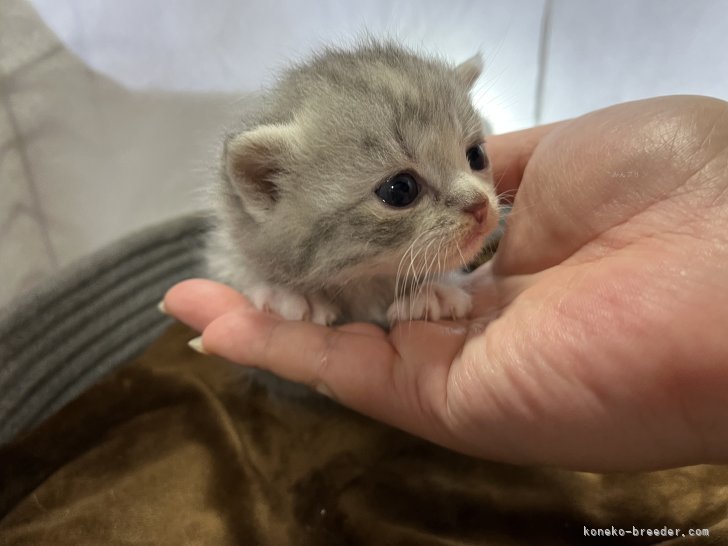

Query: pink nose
[{"left": 463, "top": 199, "right": 489, "bottom": 225}]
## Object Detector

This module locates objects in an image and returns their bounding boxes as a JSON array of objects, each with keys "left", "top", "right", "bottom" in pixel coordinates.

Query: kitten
[{"left": 206, "top": 41, "right": 500, "bottom": 327}]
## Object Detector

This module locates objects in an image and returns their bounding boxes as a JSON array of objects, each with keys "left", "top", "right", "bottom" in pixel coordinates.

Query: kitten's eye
[
  {"left": 375, "top": 172, "right": 420, "bottom": 208},
  {"left": 466, "top": 144, "right": 488, "bottom": 171}
]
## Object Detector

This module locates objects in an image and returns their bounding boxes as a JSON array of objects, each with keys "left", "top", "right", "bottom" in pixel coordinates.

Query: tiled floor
[{"left": 2, "top": 0, "right": 728, "bottom": 308}]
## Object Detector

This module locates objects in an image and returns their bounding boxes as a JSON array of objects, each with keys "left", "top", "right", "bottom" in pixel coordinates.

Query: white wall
[
  {"left": 28, "top": 0, "right": 728, "bottom": 129},
  {"left": 28, "top": 0, "right": 549, "bottom": 132},
  {"left": 540, "top": 0, "right": 728, "bottom": 123}
]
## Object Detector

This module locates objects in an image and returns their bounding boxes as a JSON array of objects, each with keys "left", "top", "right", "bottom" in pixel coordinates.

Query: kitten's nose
[{"left": 463, "top": 199, "right": 489, "bottom": 225}]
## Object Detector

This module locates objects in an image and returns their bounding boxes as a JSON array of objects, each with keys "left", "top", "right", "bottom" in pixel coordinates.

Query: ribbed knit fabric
[{"left": 0, "top": 213, "right": 209, "bottom": 445}]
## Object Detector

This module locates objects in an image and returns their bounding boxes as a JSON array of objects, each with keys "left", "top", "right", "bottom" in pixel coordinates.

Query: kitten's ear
[
  {"left": 223, "top": 124, "right": 298, "bottom": 217},
  {"left": 455, "top": 53, "right": 483, "bottom": 89}
]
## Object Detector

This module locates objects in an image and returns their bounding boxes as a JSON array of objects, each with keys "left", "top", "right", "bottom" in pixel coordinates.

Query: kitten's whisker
[
  {"left": 430, "top": 236, "right": 446, "bottom": 310},
  {"left": 437, "top": 237, "right": 445, "bottom": 279},
  {"left": 421, "top": 242, "right": 431, "bottom": 322},
  {"left": 496, "top": 188, "right": 518, "bottom": 199},
  {"left": 405, "top": 233, "right": 431, "bottom": 298},
  {"left": 414, "top": 241, "right": 428, "bottom": 322},
  {"left": 394, "top": 230, "right": 428, "bottom": 321},
  {"left": 412, "top": 238, "right": 436, "bottom": 322},
  {"left": 421, "top": 238, "right": 440, "bottom": 322},
  {"left": 404, "top": 241, "right": 421, "bottom": 319},
  {"left": 402, "top": 231, "right": 433, "bottom": 322},
  {"left": 424, "top": 237, "right": 442, "bottom": 321},
  {"left": 455, "top": 241, "right": 468, "bottom": 270}
]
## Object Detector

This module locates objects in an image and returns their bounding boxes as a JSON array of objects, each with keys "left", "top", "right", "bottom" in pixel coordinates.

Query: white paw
[
  {"left": 308, "top": 293, "right": 340, "bottom": 326},
  {"left": 248, "top": 285, "right": 338, "bottom": 325},
  {"left": 386, "top": 282, "right": 472, "bottom": 323}
]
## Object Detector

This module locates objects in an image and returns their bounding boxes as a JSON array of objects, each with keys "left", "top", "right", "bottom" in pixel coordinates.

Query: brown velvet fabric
[{"left": 1, "top": 323, "right": 727, "bottom": 545}]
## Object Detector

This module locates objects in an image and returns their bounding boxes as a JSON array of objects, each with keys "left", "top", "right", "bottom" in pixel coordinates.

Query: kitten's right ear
[
  {"left": 223, "top": 124, "right": 298, "bottom": 218},
  {"left": 455, "top": 53, "right": 483, "bottom": 89}
]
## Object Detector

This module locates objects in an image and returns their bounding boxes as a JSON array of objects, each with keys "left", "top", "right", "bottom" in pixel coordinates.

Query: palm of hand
[
  {"left": 450, "top": 98, "right": 728, "bottom": 469},
  {"left": 167, "top": 97, "right": 728, "bottom": 471}
]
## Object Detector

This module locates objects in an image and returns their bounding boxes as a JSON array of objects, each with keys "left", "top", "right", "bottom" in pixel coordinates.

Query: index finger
[
  {"left": 163, "top": 278, "right": 252, "bottom": 332},
  {"left": 487, "top": 121, "right": 565, "bottom": 202},
  {"left": 199, "top": 307, "right": 469, "bottom": 447}
]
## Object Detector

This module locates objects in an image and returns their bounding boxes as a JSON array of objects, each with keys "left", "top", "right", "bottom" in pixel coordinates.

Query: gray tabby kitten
[{"left": 206, "top": 41, "right": 500, "bottom": 327}]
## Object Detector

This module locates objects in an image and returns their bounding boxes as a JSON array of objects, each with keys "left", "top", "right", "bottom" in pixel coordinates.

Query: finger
[
  {"left": 163, "top": 279, "right": 252, "bottom": 331},
  {"left": 337, "top": 321, "right": 389, "bottom": 338},
  {"left": 199, "top": 307, "right": 465, "bottom": 441},
  {"left": 202, "top": 307, "right": 398, "bottom": 406},
  {"left": 488, "top": 121, "right": 565, "bottom": 202}
]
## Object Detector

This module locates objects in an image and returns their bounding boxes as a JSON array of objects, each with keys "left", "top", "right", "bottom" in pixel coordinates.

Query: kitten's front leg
[
  {"left": 248, "top": 284, "right": 339, "bottom": 325},
  {"left": 386, "top": 276, "right": 472, "bottom": 323}
]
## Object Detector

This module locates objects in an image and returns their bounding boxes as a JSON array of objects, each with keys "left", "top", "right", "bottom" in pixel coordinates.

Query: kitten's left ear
[{"left": 455, "top": 53, "right": 483, "bottom": 89}]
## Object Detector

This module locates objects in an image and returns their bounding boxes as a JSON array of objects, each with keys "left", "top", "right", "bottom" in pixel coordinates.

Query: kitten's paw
[
  {"left": 387, "top": 283, "right": 472, "bottom": 323},
  {"left": 307, "top": 294, "right": 339, "bottom": 326},
  {"left": 248, "top": 285, "right": 338, "bottom": 325}
]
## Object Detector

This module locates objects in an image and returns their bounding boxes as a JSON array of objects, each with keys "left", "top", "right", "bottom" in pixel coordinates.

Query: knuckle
[{"left": 308, "top": 329, "right": 342, "bottom": 392}]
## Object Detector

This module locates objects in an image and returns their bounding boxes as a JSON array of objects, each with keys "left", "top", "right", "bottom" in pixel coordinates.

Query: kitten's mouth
[
  {"left": 459, "top": 226, "right": 491, "bottom": 263},
  {"left": 458, "top": 209, "right": 500, "bottom": 263}
]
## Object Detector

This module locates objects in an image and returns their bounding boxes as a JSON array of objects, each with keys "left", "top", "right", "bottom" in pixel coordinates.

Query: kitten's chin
[
  {"left": 458, "top": 214, "right": 500, "bottom": 264},
  {"left": 460, "top": 230, "right": 489, "bottom": 263}
]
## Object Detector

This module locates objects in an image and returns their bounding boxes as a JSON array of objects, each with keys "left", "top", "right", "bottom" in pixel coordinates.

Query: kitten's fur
[{"left": 207, "top": 41, "right": 500, "bottom": 327}]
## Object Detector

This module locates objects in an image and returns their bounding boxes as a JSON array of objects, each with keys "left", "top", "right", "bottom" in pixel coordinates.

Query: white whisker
[
  {"left": 393, "top": 229, "right": 429, "bottom": 325},
  {"left": 411, "top": 238, "right": 436, "bottom": 322},
  {"left": 455, "top": 241, "right": 468, "bottom": 270}
]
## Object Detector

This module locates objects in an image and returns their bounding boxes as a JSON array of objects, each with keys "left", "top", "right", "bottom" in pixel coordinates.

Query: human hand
[{"left": 164, "top": 95, "right": 728, "bottom": 471}]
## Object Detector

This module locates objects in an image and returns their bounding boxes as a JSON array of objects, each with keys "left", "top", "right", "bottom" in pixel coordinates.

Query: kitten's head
[{"left": 223, "top": 42, "right": 499, "bottom": 288}]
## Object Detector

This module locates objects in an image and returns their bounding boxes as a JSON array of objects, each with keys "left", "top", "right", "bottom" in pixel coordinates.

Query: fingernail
[
  {"left": 188, "top": 336, "right": 209, "bottom": 355},
  {"left": 314, "top": 382, "right": 335, "bottom": 399},
  {"left": 157, "top": 300, "right": 168, "bottom": 314}
]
